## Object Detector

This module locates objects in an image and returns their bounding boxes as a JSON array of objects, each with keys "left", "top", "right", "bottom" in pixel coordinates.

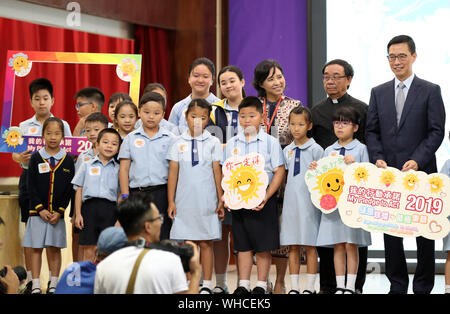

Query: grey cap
[{"left": 97, "top": 226, "right": 127, "bottom": 254}]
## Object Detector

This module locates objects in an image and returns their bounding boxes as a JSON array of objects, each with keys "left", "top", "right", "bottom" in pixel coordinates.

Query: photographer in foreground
[{"left": 94, "top": 193, "right": 201, "bottom": 294}]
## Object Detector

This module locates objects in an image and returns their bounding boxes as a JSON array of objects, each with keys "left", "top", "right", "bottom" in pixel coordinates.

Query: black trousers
[
  {"left": 318, "top": 246, "right": 368, "bottom": 293},
  {"left": 130, "top": 185, "right": 171, "bottom": 241},
  {"left": 384, "top": 234, "right": 435, "bottom": 294}
]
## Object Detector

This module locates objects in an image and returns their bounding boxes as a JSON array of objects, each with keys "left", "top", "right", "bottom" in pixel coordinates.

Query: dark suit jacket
[{"left": 366, "top": 76, "right": 445, "bottom": 174}]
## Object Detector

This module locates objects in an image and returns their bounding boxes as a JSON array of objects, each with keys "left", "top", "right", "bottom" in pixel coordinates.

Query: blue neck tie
[
  {"left": 49, "top": 157, "right": 56, "bottom": 168},
  {"left": 191, "top": 139, "right": 199, "bottom": 167},
  {"left": 231, "top": 111, "right": 238, "bottom": 136},
  {"left": 339, "top": 147, "right": 346, "bottom": 156},
  {"left": 293, "top": 148, "right": 301, "bottom": 177}
]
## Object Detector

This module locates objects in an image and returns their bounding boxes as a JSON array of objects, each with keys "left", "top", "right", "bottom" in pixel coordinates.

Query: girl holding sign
[
  {"left": 280, "top": 106, "right": 324, "bottom": 294},
  {"left": 22, "top": 117, "right": 75, "bottom": 294},
  {"left": 167, "top": 98, "right": 225, "bottom": 294},
  {"left": 310, "top": 106, "right": 371, "bottom": 294}
]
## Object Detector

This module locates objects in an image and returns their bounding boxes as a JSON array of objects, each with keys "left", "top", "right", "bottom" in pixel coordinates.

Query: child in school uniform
[
  {"left": 72, "top": 128, "right": 121, "bottom": 262},
  {"left": 71, "top": 112, "right": 109, "bottom": 262},
  {"left": 107, "top": 93, "right": 132, "bottom": 128},
  {"left": 440, "top": 156, "right": 450, "bottom": 294},
  {"left": 167, "top": 98, "right": 225, "bottom": 294},
  {"left": 311, "top": 106, "right": 371, "bottom": 294},
  {"left": 114, "top": 100, "right": 138, "bottom": 139},
  {"left": 168, "top": 58, "right": 220, "bottom": 133},
  {"left": 119, "top": 92, "right": 176, "bottom": 241},
  {"left": 223, "top": 96, "right": 286, "bottom": 295},
  {"left": 280, "top": 106, "right": 323, "bottom": 294},
  {"left": 12, "top": 78, "right": 72, "bottom": 292},
  {"left": 210, "top": 65, "right": 246, "bottom": 294},
  {"left": 22, "top": 117, "right": 75, "bottom": 294}
]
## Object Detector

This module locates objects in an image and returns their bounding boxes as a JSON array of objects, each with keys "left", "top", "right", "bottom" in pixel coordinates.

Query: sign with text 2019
[
  {"left": 1, "top": 50, "right": 142, "bottom": 154},
  {"left": 338, "top": 162, "right": 450, "bottom": 240}
]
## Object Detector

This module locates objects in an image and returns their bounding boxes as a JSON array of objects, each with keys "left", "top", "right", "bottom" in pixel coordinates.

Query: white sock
[
  {"left": 256, "top": 280, "right": 267, "bottom": 291},
  {"left": 306, "top": 273, "right": 317, "bottom": 292},
  {"left": 32, "top": 278, "right": 41, "bottom": 290},
  {"left": 346, "top": 274, "right": 357, "bottom": 292},
  {"left": 49, "top": 276, "right": 59, "bottom": 289},
  {"left": 215, "top": 273, "right": 227, "bottom": 289},
  {"left": 239, "top": 280, "right": 251, "bottom": 292},
  {"left": 445, "top": 285, "right": 450, "bottom": 294},
  {"left": 26, "top": 271, "right": 32, "bottom": 283},
  {"left": 202, "top": 280, "right": 213, "bottom": 290},
  {"left": 290, "top": 274, "right": 299, "bottom": 292},
  {"left": 336, "top": 275, "right": 345, "bottom": 293}
]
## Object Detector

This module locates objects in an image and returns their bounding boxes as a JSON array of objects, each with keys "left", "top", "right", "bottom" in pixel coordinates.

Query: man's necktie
[
  {"left": 339, "top": 147, "right": 346, "bottom": 156},
  {"left": 293, "top": 147, "right": 301, "bottom": 177},
  {"left": 395, "top": 82, "right": 406, "bottom": 125},
  {"left": 49, "top": 157, "right": 56, "bottom": 168},
  {"left": 191, "top": 139, "right": 199, "bottom": 167}
]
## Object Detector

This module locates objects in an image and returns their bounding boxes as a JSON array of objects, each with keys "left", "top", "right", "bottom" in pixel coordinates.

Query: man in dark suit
[{"left": 366, "top": 35, "right": 445, "bottom": 294}]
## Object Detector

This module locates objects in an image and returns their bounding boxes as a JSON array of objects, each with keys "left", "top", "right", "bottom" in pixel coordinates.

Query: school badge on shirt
[
  {"left": 89, "top": 166, "right": 101, "bottom": 176},
  {"left": 179, "top": 144, "right": 187, "bottom": 152},
  {"left": 38, "top": 163, "right": 50, "bottom": 174},
  {"left": 28, "top": 126, "right": 39, "bottom": 135},
  {"left": 134, "top": 139, "right": 145, "bottom": 148}
]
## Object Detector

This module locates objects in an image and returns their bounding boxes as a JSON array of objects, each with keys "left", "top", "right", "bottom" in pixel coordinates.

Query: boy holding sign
[{"left": 222, "top": 96, "right": 285, "bottom": 294}]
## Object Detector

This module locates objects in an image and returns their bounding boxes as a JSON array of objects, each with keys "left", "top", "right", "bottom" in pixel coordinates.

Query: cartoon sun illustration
[
  {"left": 314, "top": 168, "right": 345, "bottom": 210},
  {"left": 403, "top": 173, "right": 419, "bottom": 191},
  {"left": 2, "top": 127, "right": 24, "bottom": 149},
  {"left": 380, "top": 170, "right": 396, "bottom": 187},
  {"left": 353, "top": 167, "right": 369, "bottom": 183},
  {"left": 428, "top": 176, "right": 444, "bottom": 194},
  {"left": 117, "top": 58, "right": 139, "bottom": 82},
  {"left": 224, "top": 165, "right": 265, "bottom": 205},
  {"left": 8, "top": 53, "right": 32, "bottom": 77}
]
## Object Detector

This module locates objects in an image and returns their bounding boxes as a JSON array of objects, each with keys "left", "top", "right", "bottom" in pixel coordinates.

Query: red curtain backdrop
[
  {"left": 134, "top": 25, "right": 173, "bottom": 118},
  {"left": 0, "top": 17, "right": 134, "bottom": 177}
]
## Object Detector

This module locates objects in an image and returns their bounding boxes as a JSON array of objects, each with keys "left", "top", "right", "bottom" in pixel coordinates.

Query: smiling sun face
[
  {"left": 429, "top": 176, "right": 444, "bottom": 194},
  {"left": 353, "top": 167, "right": 369, "bottom": 183},
  {"left": 314, "top": 168, "right": 345, "bottom": 201},
  {"left": 225, "top": 165, "right": 265, "bottom": 204},
  {"left": 380, "top": 170, "right": 396, "bottom": 187},
  {"left": 403, "top": 173, "right": 419, "bottom": 191},
  {"left": 2, "top": 128, "right": 23, "bottom": 148}
]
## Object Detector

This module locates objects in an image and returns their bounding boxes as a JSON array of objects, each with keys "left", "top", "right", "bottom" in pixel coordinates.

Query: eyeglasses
[
  {"left": 387, "top": 54, "right": 408, "bottom": 62},
  {"left": 323, "top": 75, "right": 347, "bottom": 82},
  {"left": 333, "top": 121, "right": 354, "bottom": 128},
  {"left": 75, "top": 102, "right": 91, "bottom": 110},
  {"left": 147, "top": 214, "right": 164, "bottom": 224}
]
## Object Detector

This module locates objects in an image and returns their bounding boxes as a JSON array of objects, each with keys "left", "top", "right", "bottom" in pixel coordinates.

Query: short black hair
[
  {"left": 97, "top": 127, "right": 121, "bottom": 144},
  {"left": 238, "top": 96, "right": 263, "bottom": 114},
  {"left": 189, "top": 57, "right": 215, "bottom": 79},
  {"left": 288, "top": 106, "right": 312, "bottom": 123},
  {"left": 85, "top": 112, "right": 109, "bottom": 128},
  {"left": 117, "top": 193, "right": 155, "bottom": 237},
  {"left": 143, "top": 83, "right": 167, "bottom": 98},
  {"left": 387, "top": 35, "right": 416, "bottom": 54},
  {"left": 322, "top": 59, "right": 354, "bottom": 78},
  {"left": 252, "top": 59, "right": 284, "bottom": 98},
  {"left": 332, "top": 106, "right": 361, "bottom": 126},
  {"left": 186, "top": 98, "right": 212, "bottom": 116},
  {"left": 29, "top": 78, "right": 53, "bottom": 99},
  {"left": 75, "top": 87, "right": 105, "bottom": 111},
  {"left": 108, "top": 93, "right": 131, "bottom": 105},
  {"left": 139, "top": 92, "right": 166, "bottom": 111},
  {"left": 42, "top": 117, "right": 65, "bottom": 136}
]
